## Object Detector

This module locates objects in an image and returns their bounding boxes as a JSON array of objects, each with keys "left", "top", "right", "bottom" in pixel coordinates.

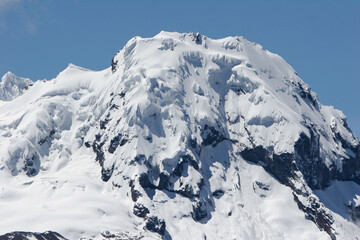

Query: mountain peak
[
  {"left": 154, "top": 30, "right": 182, "bottom": 38},
  {"left": 1, "top": 71, "right": 16, "bottom": 79},
  {"left": 0, "top": 33, "right": 359, "bottom": 239},
  {"left": 0, "top": 71, "right": 32, "bottom": 101}
]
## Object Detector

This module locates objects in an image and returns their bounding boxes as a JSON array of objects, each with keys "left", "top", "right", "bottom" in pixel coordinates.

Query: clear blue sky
[{"left": 0, "top": 0, "right": 359, "bottom": 137}]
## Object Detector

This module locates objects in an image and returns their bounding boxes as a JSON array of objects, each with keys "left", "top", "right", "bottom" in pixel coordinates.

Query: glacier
[{"left": 0, "top": 31, "right": 359, "bottom": 240}]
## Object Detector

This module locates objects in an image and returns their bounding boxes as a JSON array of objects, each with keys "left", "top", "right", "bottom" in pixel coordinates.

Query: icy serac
[{"left": 0, "top": 31, "right": 359, "bottom": 240}]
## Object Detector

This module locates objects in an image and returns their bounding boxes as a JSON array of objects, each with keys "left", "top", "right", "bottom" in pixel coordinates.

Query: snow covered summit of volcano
[{"left": 0, "top": 31, "right": 359, "bottom": 240}]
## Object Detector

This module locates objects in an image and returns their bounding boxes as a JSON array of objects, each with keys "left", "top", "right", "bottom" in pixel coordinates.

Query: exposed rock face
[
  {"left": 133, "top": 203, "right": 150, "bottom": 218},
  {"left": 144, "top": 216, "right": 166, "bottom": 236},
  {"left": 293, "top": 194, "right": 336, "bottom": 240},
  {"left": 241, "top": 129, "right": 359, "bottom": 191}
]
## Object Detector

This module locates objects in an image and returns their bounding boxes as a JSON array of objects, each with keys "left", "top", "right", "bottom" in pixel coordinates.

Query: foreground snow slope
[{"left": 0, "top": 31, "right": 359, "bottom": 240}]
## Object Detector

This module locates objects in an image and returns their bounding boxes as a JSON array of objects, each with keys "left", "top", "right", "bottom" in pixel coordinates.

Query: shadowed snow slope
[{"left": 0, "top": 32, "right": 359, "bottom": 240}]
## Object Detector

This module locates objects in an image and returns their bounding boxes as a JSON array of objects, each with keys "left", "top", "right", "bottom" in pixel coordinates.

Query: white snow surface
[{"left": 0, "top": 32, "right": 359, "bottom": 239}]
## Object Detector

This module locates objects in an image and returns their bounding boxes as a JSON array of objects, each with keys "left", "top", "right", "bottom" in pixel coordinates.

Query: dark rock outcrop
[
  {"left": 144, "top": 216, "right": 166, "bottom": 236},
  {"left": 191, "top": 201, "right": 208, "bottom": 221},
  {"left": 201, "top": 124, "right": 226, "bottom": 147},
  {"left": 293, "top": 194, "right": 336, "bottom": 240},
  {"left": 0, "top": 231, "right": 67, "bottom": 240},
  {"left": 111, "top": 57, "right": 118, "bottom": 73},
  {"left": 212, "top": 189, "right": 225, "bottom": 198},
  {"left": 91, "top": 137, "right": 115, "bottom": 182},
  {"left": 101, "top": 231, "right": 142, "bottom": 240},
  {"left": 133, "top": 203, "right": 150, "bottom": 218},
  {"left": 129, "top": 180, "right": 142, "bottom": 202},
  {"left": 241, "top": 127, "right": 360, "bottom": 191},
  {"left": 24, "top": 154, "right": 40, "bottom": 177},
  {"left": 108, "top": 134, "right": 128, "bottom": 154}
]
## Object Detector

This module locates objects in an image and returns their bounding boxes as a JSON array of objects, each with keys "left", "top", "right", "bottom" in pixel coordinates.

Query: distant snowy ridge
[
  {"left": 0, "top": 32, "right": 359, "bottom": 240},
  {"left": 0, "top": 72, "right": 33, "bottom": 101}
]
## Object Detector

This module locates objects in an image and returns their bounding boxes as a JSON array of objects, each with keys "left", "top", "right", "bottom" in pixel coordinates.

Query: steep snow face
[
  {"left": 0, "top": 32, "right": 359, "bottom": 240},
  {"left": 0, "top": 72, "right": 33, "bottom": 101},
  {"left": 108, "top": 31, "right": 359, "bottom": 190}
]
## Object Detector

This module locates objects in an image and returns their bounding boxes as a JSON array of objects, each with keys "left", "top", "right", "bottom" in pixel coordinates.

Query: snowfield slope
[{"left": 0, "top": 31, "right": 359, "bottom": 240}]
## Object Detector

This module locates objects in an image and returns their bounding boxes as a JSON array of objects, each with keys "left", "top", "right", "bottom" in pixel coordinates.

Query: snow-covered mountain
[
  {"left": 0, "top": 31, "right": 359, "bottom": 240},
  {"left": 0, "top": 72, "right": 33, "bottom": 101}
]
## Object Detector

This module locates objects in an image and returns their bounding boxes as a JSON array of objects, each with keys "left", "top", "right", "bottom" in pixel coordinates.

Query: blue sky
[{"left": 0, "top": 0, "right": 359, "bottom": 137}]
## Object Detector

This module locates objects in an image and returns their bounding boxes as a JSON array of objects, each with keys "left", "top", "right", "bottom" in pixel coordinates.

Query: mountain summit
[
  {"left": 0, "top": 32, "right": 359, "bottom": 240},
  {"left": 0, "top": 72, "right": 32, "bottom": 101}
]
